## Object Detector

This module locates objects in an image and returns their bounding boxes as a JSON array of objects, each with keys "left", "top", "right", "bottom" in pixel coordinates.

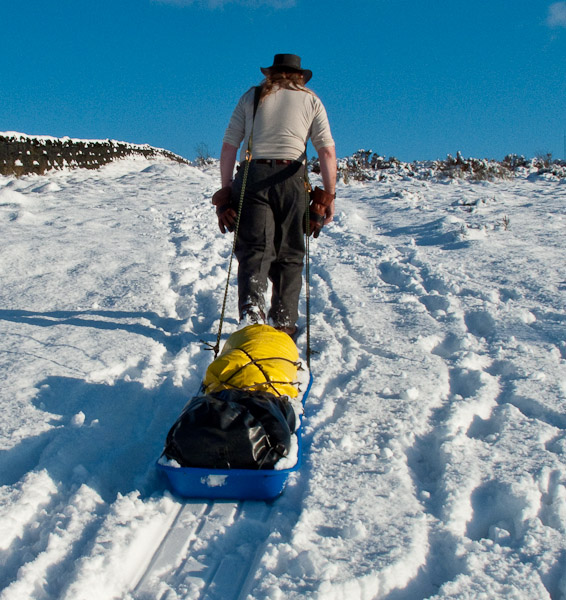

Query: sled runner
[{"left": 157, "top": 324, "right": 312, "bottom": 500}]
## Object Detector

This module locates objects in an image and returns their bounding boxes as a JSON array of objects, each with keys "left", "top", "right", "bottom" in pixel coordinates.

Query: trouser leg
[
  {"left": 235, "top": 194, "right": 275, "bottom": 320},
  {"left": 268, "top": 173, "right": 306, "bottom": 327},
  {"left": 233, "top": 161, "right": 306, "bottom": 325}
]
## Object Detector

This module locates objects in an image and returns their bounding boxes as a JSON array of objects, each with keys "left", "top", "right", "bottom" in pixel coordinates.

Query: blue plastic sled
[{"left": 157, "top": 373, "right": 313, "bottom": 501}]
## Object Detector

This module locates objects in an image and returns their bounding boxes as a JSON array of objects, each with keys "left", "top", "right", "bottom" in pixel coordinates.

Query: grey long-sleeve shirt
[{"left": 223, "top": 86, "right": 334, "bottom": 163}]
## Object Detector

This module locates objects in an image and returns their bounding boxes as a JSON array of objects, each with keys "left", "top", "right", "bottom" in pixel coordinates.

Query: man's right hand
[
  {"left": 212, "top": 185, "right": 236, "bottom": 233},
  {"left": 217, "top": 205, "right": 237, "bottom": 233}
]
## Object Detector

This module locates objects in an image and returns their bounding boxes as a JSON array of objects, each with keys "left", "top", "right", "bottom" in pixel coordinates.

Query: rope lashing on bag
[
  {"left": 209, "top": 377, "right": 301, "bottom": 396},
  {"left": 206, "top": 347, "right": 301, "bottom": 397}
]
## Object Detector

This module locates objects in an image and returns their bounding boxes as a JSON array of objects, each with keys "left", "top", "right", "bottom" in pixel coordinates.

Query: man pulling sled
[{"left": 158, "top": 55, "right": 336, "bottom": 499}]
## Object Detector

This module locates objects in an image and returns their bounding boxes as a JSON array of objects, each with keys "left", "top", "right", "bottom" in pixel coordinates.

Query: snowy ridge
[{"left": 1, "top": 158, "right": 565, "bottom": 599}]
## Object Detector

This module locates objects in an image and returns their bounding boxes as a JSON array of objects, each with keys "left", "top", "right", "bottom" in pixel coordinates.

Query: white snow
[{"left": 0, "top": 153, "right": 565, "bottom": 599}]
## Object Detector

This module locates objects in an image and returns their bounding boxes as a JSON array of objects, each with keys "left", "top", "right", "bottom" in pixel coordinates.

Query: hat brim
[{"left": 260, "top": 66, "right": 312, "bottom": 84}]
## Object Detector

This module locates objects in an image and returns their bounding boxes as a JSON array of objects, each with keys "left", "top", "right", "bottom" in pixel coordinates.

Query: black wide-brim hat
[{"left": 260, "top": 54, "right": 312, "bottom": 83}]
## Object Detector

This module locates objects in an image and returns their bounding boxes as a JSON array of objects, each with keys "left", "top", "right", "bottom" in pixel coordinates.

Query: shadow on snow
[
  {"left": 0, "top": 308, "right": 209, "bottom": 354},
  {"left": 0, "top": 308, "right": 214, "bottom": 501},
  {"left": 0, "top": 375, "right": 191, "bottom": 502}
]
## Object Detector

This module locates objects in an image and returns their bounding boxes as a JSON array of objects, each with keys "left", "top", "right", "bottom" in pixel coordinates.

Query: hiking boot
[
  {"left": 240, "top": 304, "right": 266, "bottom": 325},
  {"left": 275, "top": 324, "right": 298, "bottom": 339}
]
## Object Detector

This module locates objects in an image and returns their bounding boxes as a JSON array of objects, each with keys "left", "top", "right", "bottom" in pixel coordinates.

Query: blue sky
[{"left": 1, "top": 0, "right": 565, "bottom": 162}]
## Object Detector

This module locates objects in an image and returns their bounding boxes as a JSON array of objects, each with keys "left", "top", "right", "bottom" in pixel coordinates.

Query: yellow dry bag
[{"left": 203, "top": 324, "right": 300, "bottom": 398}]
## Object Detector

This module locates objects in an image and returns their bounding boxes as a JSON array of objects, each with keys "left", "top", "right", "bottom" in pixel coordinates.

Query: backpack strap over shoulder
[{"left": 252, "top": 85, "right": 262, "bottom": 120}]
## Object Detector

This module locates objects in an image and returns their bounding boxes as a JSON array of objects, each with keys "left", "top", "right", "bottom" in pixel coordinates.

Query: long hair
[{"left": 260, "top": 71, "right": 312, "bottom": 101}]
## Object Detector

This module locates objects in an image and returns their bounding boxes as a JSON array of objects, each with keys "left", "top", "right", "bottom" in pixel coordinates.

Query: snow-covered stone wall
[{"left": 0, "top": 132, "right": 190, "bottom": 176}]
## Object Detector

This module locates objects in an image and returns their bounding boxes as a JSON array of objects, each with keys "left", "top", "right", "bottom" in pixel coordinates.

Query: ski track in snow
[{"left": 1, "top": 159, "right": 565, "bottom": 599}]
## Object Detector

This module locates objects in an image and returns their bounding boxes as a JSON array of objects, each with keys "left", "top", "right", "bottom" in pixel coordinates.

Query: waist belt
[{"left": 253, "top": 159, "right": 296, "bottom": 166}]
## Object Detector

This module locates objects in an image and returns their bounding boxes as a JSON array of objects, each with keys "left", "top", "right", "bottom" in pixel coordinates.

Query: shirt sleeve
[
  {"left": 222, "top": 88, "right": 254, "bottom": 149},
  {"left": 309, "top": 97, "right": 334, "bottom": 151}
]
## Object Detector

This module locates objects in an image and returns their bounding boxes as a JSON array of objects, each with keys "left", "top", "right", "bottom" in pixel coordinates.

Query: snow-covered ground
[{"left": 0, "top": 154, "right": 565, "bottom": 600}]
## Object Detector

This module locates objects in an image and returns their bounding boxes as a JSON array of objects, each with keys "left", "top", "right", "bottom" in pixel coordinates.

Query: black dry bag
[{"left": 163, "top": 389, "right": 296, "bottom": 470}]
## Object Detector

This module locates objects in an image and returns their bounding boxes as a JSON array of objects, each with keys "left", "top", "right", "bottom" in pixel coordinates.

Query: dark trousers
[{"left": 232, "top": 160, "right": 307, "bottom": 328}]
